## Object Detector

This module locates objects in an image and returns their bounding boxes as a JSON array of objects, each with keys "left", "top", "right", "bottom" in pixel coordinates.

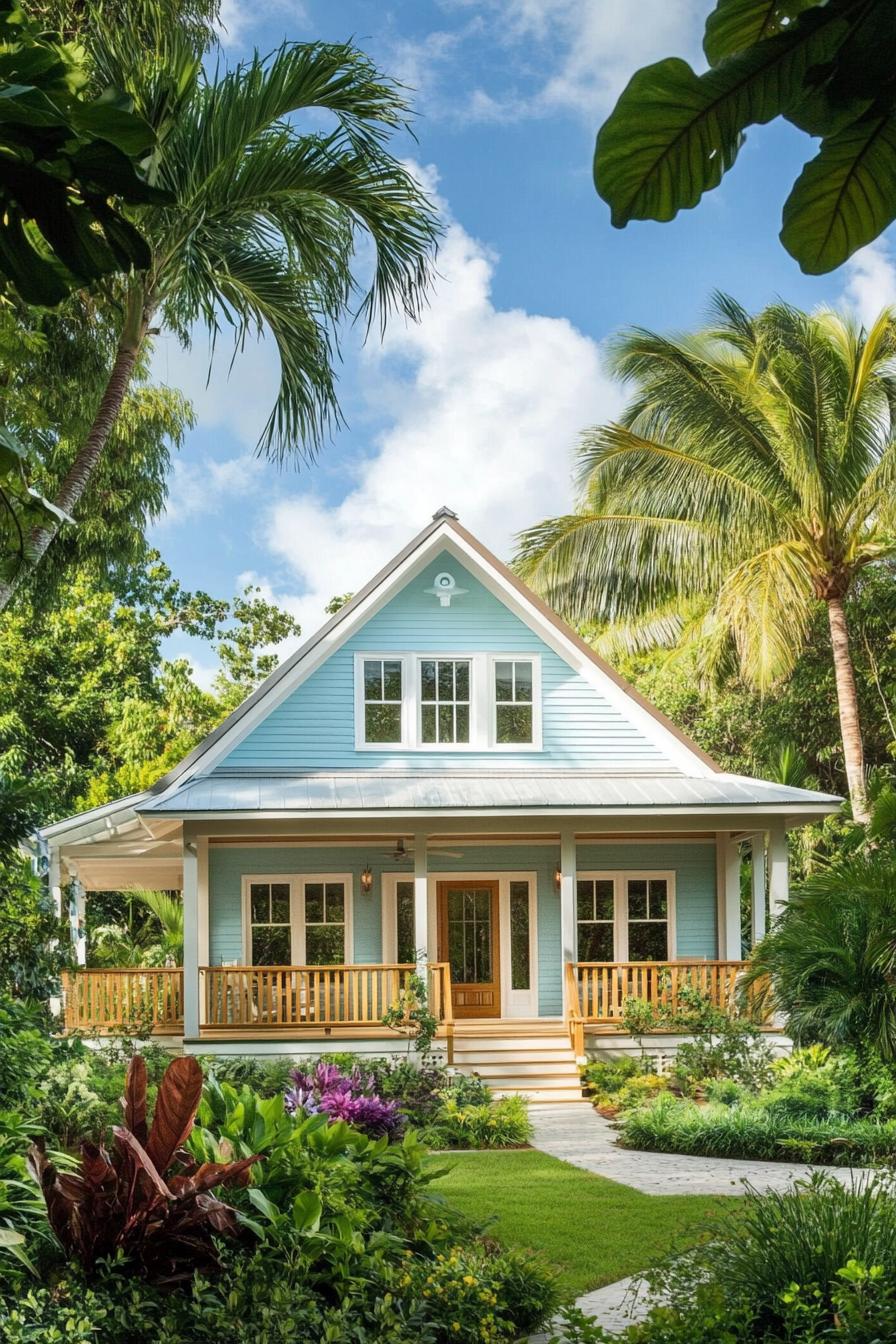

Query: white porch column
[
  {"left": 768, "top": 824, "right": 789, "bottom": 925},
  {"left": 182, "top": 833, "right": 200, "bottom": 1040},
  {"left": 197, "top": 836, "right": 209, "bottom": 968},
  {"left": 68, "top": 874, "right": 87, "bottom": 966},
  {"left": 716, "top": 833, "right": 742, "bottom": 960},
  {"left": 751, "top": 833, "right": 767, "bottom": 947},
  {"left": 413, "top": 831, "right": 429, "bottom": 973},
  {"left": 559, "top": 828, "right": 577, "bottom": 1007}
]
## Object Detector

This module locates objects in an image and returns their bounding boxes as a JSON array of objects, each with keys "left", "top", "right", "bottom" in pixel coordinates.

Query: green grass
[{"left": 429, "top": 1149, "right": 737, "bottom": 1300}]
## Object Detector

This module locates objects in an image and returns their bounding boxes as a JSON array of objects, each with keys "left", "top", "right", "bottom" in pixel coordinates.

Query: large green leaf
[
  {"left": 703, "top": 0, "right": 816, "bottom": 66},
  {"left": 594, "top": 16, "right": 844, "bottom": 227},
  {"left": 781, "top": 111, "right": 896, "bottom": 273}
]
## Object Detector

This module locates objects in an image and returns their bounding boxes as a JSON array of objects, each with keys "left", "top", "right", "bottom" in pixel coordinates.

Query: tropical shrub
[
  {"left": 746, "top": 854, "right": 896, "bottom": 1059},
  {"left": 422, "top": 1094, "right": 532, "bottom": 1150},
  {"left": 2, "top": 1235, "right": 556, "bottom": 1343},
  {"left": 0, "top": 995, "right": 52, "bottom": 1109},
  {"left": 285, "top": 1060, "right": 405, "bottom": 1139},
  {"left": 29, "top": 1056, "right": 259, "bottom": 1281},
  {"left": 552, "top": 1175, "right": 896, "bottom": 1343},
  {"left": 0, "top": 1110, "right": 51, "bottom": 1271},
  {"left": 581, "top": 1057, "right": 670, "bottom": 1115},
  {"left": 619, "top": 1092, "right": 896, "bottom": 1166}
]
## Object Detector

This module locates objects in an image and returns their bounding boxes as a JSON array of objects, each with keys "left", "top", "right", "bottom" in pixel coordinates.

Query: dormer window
[{"left": 354, "top": 652, "right": 541, "bottom": 751}]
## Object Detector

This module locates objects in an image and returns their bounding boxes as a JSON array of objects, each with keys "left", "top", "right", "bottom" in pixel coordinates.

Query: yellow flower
[
  {"left": 463, "top": 1275, "right": 476, "bottom": 1285},
  {"left": 452, "top": 1324, "right": 461, "bottom": 1333}
]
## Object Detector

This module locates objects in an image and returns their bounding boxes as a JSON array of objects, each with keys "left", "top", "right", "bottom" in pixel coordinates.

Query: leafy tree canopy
[
  {"left": 595, "top": 0, "right": 896, "bottom": 274},
  {"left": 0, "top": 0, "right": 167, "bottom": 305},
  {"left": 0, "top": 555, "right": 300, "bottom": 819}
]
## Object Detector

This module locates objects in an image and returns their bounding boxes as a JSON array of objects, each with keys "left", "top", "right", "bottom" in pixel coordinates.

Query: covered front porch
[{"left": 47, "top": 805, "right": 796, "bottom": 1052}]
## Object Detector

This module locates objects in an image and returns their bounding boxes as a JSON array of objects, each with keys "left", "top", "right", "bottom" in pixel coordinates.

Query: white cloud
[
  {"left": 159, "top": 452, "right": 267, "bottom": 527},
  {"left": 257, "top": 166, "right": 622, "bottom": 639},
  {"left": 215, "top": 0, "right": 309, "bottom": 47},
  {"left": 152, "top": 330, "right": 281, "bottom": 451},
  {"left": 397, "top": 0, "right": 705, "bottom": 125},
  {"left": 841, "top": 238, "right": 896, "bottom": 329}
]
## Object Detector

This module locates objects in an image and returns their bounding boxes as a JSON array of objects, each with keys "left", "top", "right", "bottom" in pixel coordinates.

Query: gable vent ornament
[{"left": 425, "top": 571, "right": 467, "bottom": 607}]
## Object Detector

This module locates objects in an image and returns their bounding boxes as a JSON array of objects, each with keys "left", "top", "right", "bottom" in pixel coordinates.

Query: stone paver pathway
[
  {"left": 530, "top": 1101, "right": 869, "bottom": 1197},
  {"left": 527, "top": 1101, "right": 874, "bottom": 1339}
]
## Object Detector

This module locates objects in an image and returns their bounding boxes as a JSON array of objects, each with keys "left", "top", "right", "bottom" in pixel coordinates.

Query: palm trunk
[
  {"left": 827, "top": 596, "right": 870, "bottom": 823},
  {"left": 0, "top": 299, "right": 149, "bottom": 612}
]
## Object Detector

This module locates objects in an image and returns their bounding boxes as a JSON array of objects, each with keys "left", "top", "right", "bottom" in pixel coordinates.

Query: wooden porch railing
[
  {"left": 566, "top": 959, "right": 751, "bottom": 1055},
  {"left": 60, "top": 963, "right": 454, "bottom": 1049},
  {"left": 60, "top": 968, "right": 184, "bottom": 1034},
  {"left": 201, "top": 962, "right": 454, "bottom": 1034}
]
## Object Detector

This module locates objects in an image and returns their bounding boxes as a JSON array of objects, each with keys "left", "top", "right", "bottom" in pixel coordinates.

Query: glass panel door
[{"left": 437, "top": 881, "right": 500, "bottom": 1017}]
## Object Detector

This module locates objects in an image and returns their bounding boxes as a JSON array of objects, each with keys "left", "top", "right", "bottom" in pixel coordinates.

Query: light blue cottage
[{"left": 43, "top": 510, "right": 840, "bottom": 1089}]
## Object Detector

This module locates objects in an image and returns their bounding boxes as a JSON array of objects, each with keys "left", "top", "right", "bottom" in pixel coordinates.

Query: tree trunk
[
  {"left": 0, "top": 307, "right": 149, "bottom": 612},
  {"left": 827, "top": 596, "right": 870, "bottom": 823}
]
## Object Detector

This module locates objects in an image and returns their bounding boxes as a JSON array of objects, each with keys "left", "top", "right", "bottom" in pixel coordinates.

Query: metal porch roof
[{"left": 138, "top": 771, "right": 842, "bottom": 815}]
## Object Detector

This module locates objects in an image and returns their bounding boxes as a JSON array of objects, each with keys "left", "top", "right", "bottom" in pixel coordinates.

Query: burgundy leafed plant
[{"left": 29, "top": 1055, "right": 260, "bottom": 1283}]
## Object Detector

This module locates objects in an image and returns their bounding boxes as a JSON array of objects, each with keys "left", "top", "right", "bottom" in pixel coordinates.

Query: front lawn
[{"left": 430, "top": 1148, "right": 737, "bottom": 1299}]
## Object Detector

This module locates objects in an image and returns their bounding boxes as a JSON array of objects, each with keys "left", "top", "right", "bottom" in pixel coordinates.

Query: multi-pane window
[
  {"left": 626, "top": 877, "right": 669, "bottom": 961},
  {"left": 304, "top": 881, "right": 346, "bottom": 964},
  {"left": 420, "top": 659, "right": 471, "bottom": 744},
  {"left": 509, "top": 880, "right": 531, "bottom": 990},
  {"left": 576, "top": 878, "right": 615, "bottom": 961},
  {"left": 495, "top": 660, "right": 534, "bottom": 744},
  {"left": 363, "top": 659, "right": 403, "bottom": 743},
  {"left": 395, "top": 879, "right": 416, "bottom": 964},
  {"left": 249, "top": 882, "right": 292, "bottom": 964}
]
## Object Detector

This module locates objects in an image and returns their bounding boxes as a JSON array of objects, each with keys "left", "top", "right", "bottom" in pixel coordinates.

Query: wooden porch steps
[{"left": 450, "top": 1019, "right": 584, "bottom": 1103}]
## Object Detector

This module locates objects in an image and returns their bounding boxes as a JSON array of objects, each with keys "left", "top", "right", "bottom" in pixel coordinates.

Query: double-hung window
[
  {"left": 494, "top": 659, "right": 535, "bottom": 745},
  {"left": 355, "top": 652, "right": 541, "bottom": 750},
  {"left": 249, "top": 881, "right": 292, "bottom": 964},
  {"left": 420, "top": 659, "right": 470, "bottom": 744},
  {"left": 362, "top": 658, "right": 403, "bottom": 743}
]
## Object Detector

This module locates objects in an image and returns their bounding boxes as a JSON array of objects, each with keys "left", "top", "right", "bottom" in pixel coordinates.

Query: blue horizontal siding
[
  {"left": 208, "top": 840, "right": 717, "bottom": 1013},
  {"left": 220, "top": 551, "right": 671, "bottom": 772}
]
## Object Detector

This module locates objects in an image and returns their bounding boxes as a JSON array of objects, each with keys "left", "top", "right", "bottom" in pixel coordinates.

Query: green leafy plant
[
  {"left": 0, "top": 0, "right": 164, "bottom": 306},
  {"left": 517, "top": 299, "right": 896, "bottom": 821},
  {"left": 29, "top": 1054, "right": 259, "bottom": 1281},
  {"left": 594, "top": 0, "right": 896, "bottom": 275},
  {"left": 746, "top": 851, "right": 896, "bottom": 1058},
  {"left": 422, "top": 1094, "right": 532, "bottom": 1150},
  {"left": 0, "top": 994, "right": 52, "bottom": 1109},
  {"left": 382, "top": 965, "right": 439, "bottom": 1054}
]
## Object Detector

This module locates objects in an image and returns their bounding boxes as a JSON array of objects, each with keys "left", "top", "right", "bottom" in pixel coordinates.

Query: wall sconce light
[
  {"left": 554, "top": 866, "right": 561, "bottom": 890},
  {"left": 361, "top": 864, "right": 373, "bottom": 895}
]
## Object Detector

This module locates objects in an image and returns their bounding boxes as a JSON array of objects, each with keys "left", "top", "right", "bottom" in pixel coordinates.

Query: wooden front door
[{"left": 437, "top": 880, "right": 501, "bottom": 1018}]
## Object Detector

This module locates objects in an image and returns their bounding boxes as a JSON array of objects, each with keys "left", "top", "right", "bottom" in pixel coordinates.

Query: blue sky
[{"left": 150, "top": 0, "right": 896, "bottom": 685}]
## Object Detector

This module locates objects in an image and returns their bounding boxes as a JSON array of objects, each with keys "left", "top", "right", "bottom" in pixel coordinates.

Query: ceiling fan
[{"left": 383, "top": 837, "right": 465, "bottom": 862}]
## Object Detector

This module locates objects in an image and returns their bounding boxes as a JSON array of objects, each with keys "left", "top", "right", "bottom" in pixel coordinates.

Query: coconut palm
[
  {"left": 516, "top": 298, "right": 896, "bottom": 821},
  {"left": 7, "top": 27, "right": 438, "bottom": 604}
]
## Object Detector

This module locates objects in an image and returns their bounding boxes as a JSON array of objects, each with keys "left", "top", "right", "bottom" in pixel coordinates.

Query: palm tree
[
  {"left": 745, "top": 854, "right": 896, "bottom": 1059},
  {"left": 516, "top": 298, "right": 896, "bottom": 821},
  {"left": 6, "top": 28, "right": 438, "bottom": 604},
  {"left": 91, "top": 888, "right": 183, "bottom": 966}
]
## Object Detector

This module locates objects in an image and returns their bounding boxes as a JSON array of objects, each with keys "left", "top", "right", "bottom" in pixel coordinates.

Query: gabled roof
[
  {"left": 143, "top": 508, "right": 719, "bottom": 794},
  {"left": 40, "top": 509, "right": 845, "bottom": 841}
]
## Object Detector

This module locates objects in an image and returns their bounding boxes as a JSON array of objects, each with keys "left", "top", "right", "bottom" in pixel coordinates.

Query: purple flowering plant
[{"left": 285, "top": 1060, "right": 405, "bottom": 1140}]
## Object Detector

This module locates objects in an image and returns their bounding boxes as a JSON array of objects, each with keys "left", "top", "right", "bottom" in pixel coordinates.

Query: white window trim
[
  {"left": 381, "top": 871, "right": 415, "bottom": 963},
  {"left": 575, "top": 870, "right": 676, "bottom": 962},
  {"left": 488, "top": 654, "right": 542, "bottom": 751},
  {"left": 241, "top": 873, "right": 353, "bottom": 964},
  {"left": 354, "top": 651, "right": 542, "bottom": 752},
  {"left": 354, "top": 654, "right": 412, "bottom": 752},
  {"left": 414, "top": 653, "right": 484, "bottom": 752}
]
